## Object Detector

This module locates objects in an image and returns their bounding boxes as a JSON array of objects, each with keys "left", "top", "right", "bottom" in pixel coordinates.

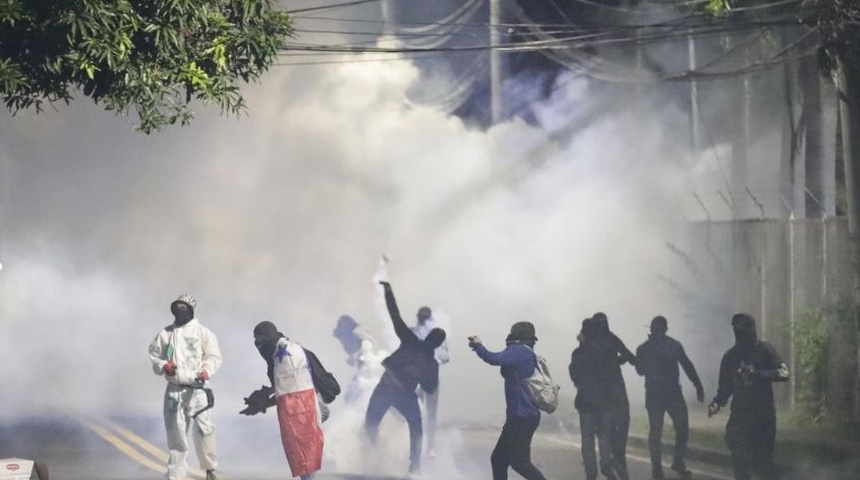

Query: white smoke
[{"left": 0, "top": 25, "right": 717, "bottom": 479}]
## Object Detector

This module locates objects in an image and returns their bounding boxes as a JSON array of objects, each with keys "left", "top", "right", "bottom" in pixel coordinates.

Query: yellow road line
[
  {"left": 79, "top": 419, "right": 167, "bottom": 475},
  {"left": 99, "top": 419, "right": 168, "bottom": 463},
  {"left": 81, "top": 418, "right": 214, "bottom": 480}
]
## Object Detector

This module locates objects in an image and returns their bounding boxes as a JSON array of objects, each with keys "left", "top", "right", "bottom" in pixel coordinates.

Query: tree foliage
[
  {"left": 793, "top": 308, "right": 830, "bottom": 423},
  {"left": 698, "top": 0, "right": 860, "bottom": 79},
  {"left": 815, "top": 0, "right": 860, "bottom": 79},
  {"left": 0, "top": 0, "right": 293, "bottom": 133}
]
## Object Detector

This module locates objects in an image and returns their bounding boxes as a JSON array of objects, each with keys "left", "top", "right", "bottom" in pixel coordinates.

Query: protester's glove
[
  {"left": 707, "top": 401, "right": 721, "bottom": 417},
  {"left": 695, "top": 384, "right": 705, "bottom": 403},
  {"left": 239, "top": 386, "right": 275, "bottom": 416},
  {"left": 163, "top": 361, "right": 177, "bottom": 376},
  {"left": 196, "top": 370, "right": 209, "bottom": 383}
]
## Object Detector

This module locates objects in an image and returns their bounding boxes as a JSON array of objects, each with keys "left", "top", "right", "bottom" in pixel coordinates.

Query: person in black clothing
[
  {"left": 708, "top": 313, "right": 789, "bottom": 480},
  {"left": 591, "top": 312, "right": 635, "bottom": 480},
  {"left": 364, "top": 281, "right": 446, "bottom": 474},
  {"left": 635, "top": 316, "right": 705, "bottom": 479},
  {"left": 570, "top": 318, "right": 622, "bottom": 480}
]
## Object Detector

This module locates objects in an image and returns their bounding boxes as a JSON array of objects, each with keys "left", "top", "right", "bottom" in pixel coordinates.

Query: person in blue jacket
[{"left": 468, "top": 321, "right": 548, "bottom": 480}]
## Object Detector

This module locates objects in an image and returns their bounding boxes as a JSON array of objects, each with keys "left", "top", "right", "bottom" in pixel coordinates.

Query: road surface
[{"left": 0, "top": 415, "right": 734, "bottom": 480}]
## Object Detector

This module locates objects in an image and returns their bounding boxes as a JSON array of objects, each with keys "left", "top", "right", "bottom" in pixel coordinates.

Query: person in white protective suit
[
  {"left": 411, "top": 305, "right": 450, "bottom": 457},
  {"left": 148, "top": 294, "right": 223, "bottom": 480},
  {"left": 333, "top": 314, "right": 386, "bottom": 406},
  {"left": 253, "top": 321, "right": 324, "bottom": 480}
]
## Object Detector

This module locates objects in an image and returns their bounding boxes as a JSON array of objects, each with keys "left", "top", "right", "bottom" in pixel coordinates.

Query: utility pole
[
  {"left": 688, "top": 32, "right": 700, "bottom": 155},
  {"left": 489, "top": 0, "right": 502, "bottom": 124}
]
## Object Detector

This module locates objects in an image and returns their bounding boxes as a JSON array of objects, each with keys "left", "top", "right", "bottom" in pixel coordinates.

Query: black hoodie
[
  {"left": 379, "top": 283, "right": 443, "bottom": 394},
  {"left": 570, "top": 320, "right": 626, "bottom": 412},
  {"left": 712, "top": 314, "right": 789, "bottom": 418},
  {"left": 253, "top": 321, "right": 286, "bottom": 385}
]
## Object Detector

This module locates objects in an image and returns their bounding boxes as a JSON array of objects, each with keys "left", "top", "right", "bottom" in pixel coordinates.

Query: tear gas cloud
[{"left": 0, "top": 6, "right": 739, "bottom": 478}]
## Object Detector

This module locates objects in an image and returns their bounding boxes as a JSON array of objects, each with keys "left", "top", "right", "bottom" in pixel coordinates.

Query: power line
[
  {"left": 285, "top": 0, "right": 380, "bottom": 15},
  {"left": 282, "top": 18, "right": 814, "bottom": 55},
  {"left": 276, "top": 0, "right": 822, "bottom": 83}
]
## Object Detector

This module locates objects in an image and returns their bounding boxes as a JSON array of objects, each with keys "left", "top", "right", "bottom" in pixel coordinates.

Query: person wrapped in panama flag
[{"left": 250, "top": 321, "right": 323, "bottom": 480}]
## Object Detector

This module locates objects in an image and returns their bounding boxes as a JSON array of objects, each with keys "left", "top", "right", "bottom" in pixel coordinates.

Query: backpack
[
  {"left": 304, "top": 348, "right": 341, "bottom": 404},
  {"left": 524, "top": 350, "right": 560, "bottom": 414}
]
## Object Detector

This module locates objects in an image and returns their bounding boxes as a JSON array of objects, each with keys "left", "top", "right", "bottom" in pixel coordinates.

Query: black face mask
[
  {"left": 731, "top": 314, "right": 757, "bottom": 349},
  {"left": 173, "top": 310, "right": 193, "bottom": 326},
  {"left": 733, "top": 325, "right": 756, "bottom": 348},
  {"left": 171, "top": 302, "right": 194, "bottom": 326},
  {"left": 649, "top": 329, "right": 667, "bottom": 339},
  {"left": 253, "top": 321, "right": 284, "bottom": 359}
]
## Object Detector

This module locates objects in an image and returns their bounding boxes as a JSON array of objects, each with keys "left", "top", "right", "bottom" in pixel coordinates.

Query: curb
[
  {"left": 627, "top": 433, "right": 859, "bottom": 480},
  {"left": 627, "top": 433, "right": 733, "bottom": 466}
]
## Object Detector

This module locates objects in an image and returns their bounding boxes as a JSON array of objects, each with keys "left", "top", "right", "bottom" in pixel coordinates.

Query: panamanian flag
[{"left": 272, "top": 337, "right": 323, "bottom": 477}]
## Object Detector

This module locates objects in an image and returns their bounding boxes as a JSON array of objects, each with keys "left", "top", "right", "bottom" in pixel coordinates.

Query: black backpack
[{"left": 304, "top": 348, "right": 341, "bottom": 404}]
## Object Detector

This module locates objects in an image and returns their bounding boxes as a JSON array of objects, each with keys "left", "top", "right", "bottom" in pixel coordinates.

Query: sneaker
[
  {"left": 205, "top": 470, "right": 220, "bottom": 480},
  {"left": 652, "top": 466, "right": 665, "bottom": 479},
  {"left": 671, "top": 464, "right": 692, "bottom": 478},
  {"left": 600, "top": 466, "right": 618, "bottom": 480}
]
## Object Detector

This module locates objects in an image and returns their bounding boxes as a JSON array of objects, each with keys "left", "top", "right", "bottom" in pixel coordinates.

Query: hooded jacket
[
  {"left": 570, "top": 320, "right": 628, "bottom": 413},
  {"left": 712, "top": 314, "right": 789, "bottom": 418},
  {"left": 379, "top": 283, "right": 441, "bottom": 394},
  {"left": 149, "top": 318, "right": 222, "bottom": 386},
  {"left": 472, "top": 341, "right": 541, "bottom": 418}
]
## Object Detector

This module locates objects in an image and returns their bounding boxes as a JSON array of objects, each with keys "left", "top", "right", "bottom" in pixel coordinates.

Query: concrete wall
[{"left": 687, "top": 218, "right": 858, "bottom": 418}]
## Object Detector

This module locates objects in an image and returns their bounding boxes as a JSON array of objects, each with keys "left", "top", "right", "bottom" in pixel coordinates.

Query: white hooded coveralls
[{"left": 149, "top": 318, "right": 223, "bottom": 480}]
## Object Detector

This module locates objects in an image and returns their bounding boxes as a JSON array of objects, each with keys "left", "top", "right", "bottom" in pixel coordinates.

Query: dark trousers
[
  {"left": 610, "top": 407, "right": 630, "bottom": 480},
  {"left": 490, "top": 415, "right": 547, "bottom": 480},
  {"left": 364, "top": 380, "right": 423, "bottom": 470},
  {"left": 646, "top": 389, "right": 690, "bottom": 471},
  {"left": 579, "top": 411, "right": 616, "bottom": 480},
  {"left": 725, "top": 414, "right": 778, "bottom": 480}
]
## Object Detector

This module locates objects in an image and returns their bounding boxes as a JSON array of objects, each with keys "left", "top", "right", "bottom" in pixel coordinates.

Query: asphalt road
[{"left": 0, "top": 416, "right": 734, "bottom": 480}]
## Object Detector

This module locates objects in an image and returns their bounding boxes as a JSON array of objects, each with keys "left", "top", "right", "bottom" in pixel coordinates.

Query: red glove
[
  {"left": 163, "top": 361, "right": 177, "bottom": 376},
  {"left": 197, "top": 370, "right": 209, "bottom": 382}
]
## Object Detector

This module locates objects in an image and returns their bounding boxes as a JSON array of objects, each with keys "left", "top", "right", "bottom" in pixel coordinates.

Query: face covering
[
  {"left": 731, "top": 314, "right": 757, "bottom": 349},
  {"left": 253, "top": 321, "right": 284, "bottom": 360},
  {"left": 171, "top": 302, "right": 194, "bottom": 326}
]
